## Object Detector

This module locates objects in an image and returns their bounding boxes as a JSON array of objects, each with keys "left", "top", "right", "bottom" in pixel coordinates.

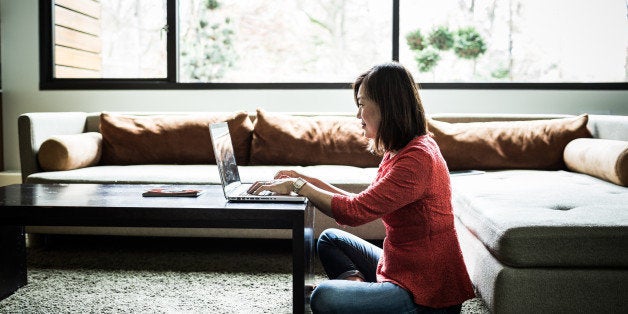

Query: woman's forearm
[
  {"left": 274, "top": 170, "right": 354, "bottom": 197},
  {"left": 304, "top": 176, "right": 354, "bottom": 196},
  {"left": 298, "top": 182, "right": 335, "bottom": 218}
]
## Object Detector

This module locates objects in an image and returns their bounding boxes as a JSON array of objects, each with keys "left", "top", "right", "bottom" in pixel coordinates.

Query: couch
[{"left": 18, "top": 110, "right": 628, "bottom": 313}]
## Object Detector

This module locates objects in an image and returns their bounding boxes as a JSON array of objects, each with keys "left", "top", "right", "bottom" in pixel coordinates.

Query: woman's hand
[
  {"left": 274, "top": 170, "right": 306, "bottom": 180},
  {"left": 248, "top": 178, "right": 295, "bottom": 195},
  {"left": 249, "top": 173, "right": 337, "bottom": 219}
]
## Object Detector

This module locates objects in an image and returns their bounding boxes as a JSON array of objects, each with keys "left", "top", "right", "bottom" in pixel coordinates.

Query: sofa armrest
[
  {"left": 18, "top": 112, "right": 89, "bottom": 181},
  {"left": 587, "top": 115, "right": 628, "bottom": 141}
]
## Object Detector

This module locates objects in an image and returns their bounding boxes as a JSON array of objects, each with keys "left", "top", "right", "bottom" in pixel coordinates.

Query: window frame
[{"left": 39, "top": 0, "right": 628, "bottom": 90}]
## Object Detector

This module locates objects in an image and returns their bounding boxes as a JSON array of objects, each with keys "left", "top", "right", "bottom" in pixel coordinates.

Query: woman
[{"left": 251, "top": 62, "right": 475, "bottom": 313}]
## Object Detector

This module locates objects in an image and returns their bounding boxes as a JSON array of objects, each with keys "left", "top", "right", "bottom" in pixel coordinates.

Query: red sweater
[{"left": 331, "top": 135, "right": 475, "bottom": 308}]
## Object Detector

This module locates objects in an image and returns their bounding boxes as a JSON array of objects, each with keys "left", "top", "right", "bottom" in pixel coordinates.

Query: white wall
[{"left": 2, "top": 0, "right": 627, "bottom": 172}]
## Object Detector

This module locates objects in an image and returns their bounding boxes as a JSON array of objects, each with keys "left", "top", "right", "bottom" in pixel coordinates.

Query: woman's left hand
[{"left": 248, "top": 178, "right": 295, "bottom": 195}]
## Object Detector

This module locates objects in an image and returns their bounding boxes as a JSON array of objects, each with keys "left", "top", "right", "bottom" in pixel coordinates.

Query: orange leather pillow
[
  {"left": 100, "top": 112, "right": 253, "bottom": 165},
  {"left": 250, "top": 109, "right": 381, "bottom": 167},
  {"left": 429, "top": 114, "right": 592, "bottom": 170}
]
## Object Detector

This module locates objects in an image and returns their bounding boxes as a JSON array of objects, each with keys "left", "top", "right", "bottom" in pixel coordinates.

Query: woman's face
[{"left": 356, "top": 84, "right": 381, "bottom": 139}]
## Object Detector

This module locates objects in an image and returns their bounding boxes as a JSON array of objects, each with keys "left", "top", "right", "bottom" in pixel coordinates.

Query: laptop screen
[{"left": 209, "top": 122, "right": 241, "bottom": 189}]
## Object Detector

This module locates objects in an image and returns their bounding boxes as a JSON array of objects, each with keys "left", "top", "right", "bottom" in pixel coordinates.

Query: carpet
[{"left": 0, "top": 236, "right": 489, "bottom": 313}]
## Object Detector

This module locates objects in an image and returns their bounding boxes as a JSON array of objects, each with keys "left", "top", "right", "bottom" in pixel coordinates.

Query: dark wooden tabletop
[{"left": 0, "top": 184, "right": 308, "bottom": 229}]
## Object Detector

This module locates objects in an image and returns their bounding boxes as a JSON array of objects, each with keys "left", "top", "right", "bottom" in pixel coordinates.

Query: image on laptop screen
[{"left": 210, "top": 122, "right": 241, "bottom": 189}]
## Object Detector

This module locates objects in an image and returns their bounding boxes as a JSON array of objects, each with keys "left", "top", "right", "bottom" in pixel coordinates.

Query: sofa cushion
[
  {"left": 250, "top": 109, "right": 381, "bottom": 167},
  {"left": 99, "top": 112, "right": 253, "bottom": 165},
  {"left": 564, "top": 138, "right": 628, "bottom": 186},
  {"left": 452, "top": 170, "right": 628, "bottom": 268},
  {"left": 37, "top": 132, "right": 102, "bottom": 171},
  {"left": 429, "top": 115, "right": 592, "bottom": 170},
  {"left": 24, "top": 164, "right": 377, "bottom": 194}
]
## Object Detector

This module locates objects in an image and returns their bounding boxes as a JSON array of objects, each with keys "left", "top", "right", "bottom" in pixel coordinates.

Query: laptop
[{"left": 209, "top": 122, "right": 307, "bottom": 202}]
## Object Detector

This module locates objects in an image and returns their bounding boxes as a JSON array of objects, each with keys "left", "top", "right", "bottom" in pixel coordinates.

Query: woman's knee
[
  {"left": 309, "top": 281, "right": 339, "bottom": 313},
  {"left": 318, "top": 228, "right": 340, "bottom": 242},
  {"left": 316, "top": 228, "right": 340, "bottom": 249}
]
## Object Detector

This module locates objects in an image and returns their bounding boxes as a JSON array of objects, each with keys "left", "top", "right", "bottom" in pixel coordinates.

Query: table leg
[
  {"left": 0, "top": 226, "right": 27, "bottom": 300},
  {"left": 292, "top": 202, "right": 315, "bottom": 314}
]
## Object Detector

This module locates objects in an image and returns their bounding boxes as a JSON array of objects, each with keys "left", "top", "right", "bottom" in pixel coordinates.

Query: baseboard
[{"left": 0, "top": 171, "right": 22, "bottom": 187}]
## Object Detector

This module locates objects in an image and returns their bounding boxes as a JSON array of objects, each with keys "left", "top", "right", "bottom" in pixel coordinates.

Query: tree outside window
[{"left": 399, "top": 0, "right": 627, "bottom": 83}]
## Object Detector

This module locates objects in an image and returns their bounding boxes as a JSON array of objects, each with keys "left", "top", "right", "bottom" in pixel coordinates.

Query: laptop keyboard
[
  {"left": 238, "top": 190, "right": 272, "bottom": 196},
  {"left": 236, "top": 186, "right": 272, "bottom": 197}
]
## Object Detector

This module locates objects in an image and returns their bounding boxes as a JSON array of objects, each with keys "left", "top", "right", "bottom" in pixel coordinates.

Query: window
[
  {"left": 178, "top": 0, "right": 391, "bottom": 83},
  {"left": 99, "top": 0, "right": 167, "bottom": 78},
  {"left": 399, "top": 0, "right": 627, "bottom": 85},
  {"left": 40, "top": 0, "right": 627, "bottom": 89},
  {"left": 43, "top": 0, "right": 168, "bottom": 81}
]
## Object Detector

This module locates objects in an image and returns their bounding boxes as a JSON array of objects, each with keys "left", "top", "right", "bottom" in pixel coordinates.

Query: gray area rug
[{"left": 0, "top": 236, "right": 489, "bottom": 313}]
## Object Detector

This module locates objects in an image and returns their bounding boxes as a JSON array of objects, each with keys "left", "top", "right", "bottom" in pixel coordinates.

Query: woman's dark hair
[{"left": 353, "top": 62, "right": 428, "bottom": 155}]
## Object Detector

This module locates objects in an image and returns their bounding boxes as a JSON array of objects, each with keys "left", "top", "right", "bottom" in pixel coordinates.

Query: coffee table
[{"left": 0, "top": 183, "right": 315, "bottom": 313}]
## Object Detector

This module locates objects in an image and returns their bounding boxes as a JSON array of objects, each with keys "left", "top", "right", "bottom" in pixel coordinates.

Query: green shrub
[
  {"left": 415, "top": 47, "right": 441, "bottom": 72},
  {"left": 428, "top": 26, "right": 454, "bottom": 51},
  {"left": 406, "top": 30, "right": 426, "bottom": 51},
  {"left": 491, "top": 67, "right": 510, "bottom": 79},
  {"left": 453, "top": 27, "right": 487, "bottom": 60}
]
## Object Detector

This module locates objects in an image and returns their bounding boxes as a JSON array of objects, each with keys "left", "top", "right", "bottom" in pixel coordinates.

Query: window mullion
[
  {"left": 167, "top": 0, "right": 178, "bottom": 83},
  {"left": 392, "top": 0, "right": 399, "bottom": 61},
  {"left": 39, "top": 0, "right": 54, "bottom": 89}
]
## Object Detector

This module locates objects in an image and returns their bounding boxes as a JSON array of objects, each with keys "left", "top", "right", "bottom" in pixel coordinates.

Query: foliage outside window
[
  {"left": 399, "top": 0, "right": 628, "bottom": 83},
  {"left": 100, "top": 0, "right": 167, "bottom": 78},
  {"left": 178, "top": 0, "right": 236, "bottom": 82},
  {"left": 179, "top": 0, "right": 391, "bottom": 83}
]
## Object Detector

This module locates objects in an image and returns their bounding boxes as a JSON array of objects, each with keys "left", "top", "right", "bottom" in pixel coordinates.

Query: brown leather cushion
[
  {"left": 38, "top": 132, "right": 103, "bottom": 171},
  {"left": 564, "top": 138, "right": 628, "bottom": 186},
  {"left": 250, "top": 109, "right": 381, "bottom": 167},
  {"left": 100, "top": 112, "right": 253, "bottom": 165},
  {"left": 429, "top": 114, "right": 592, "bottom": 170}
]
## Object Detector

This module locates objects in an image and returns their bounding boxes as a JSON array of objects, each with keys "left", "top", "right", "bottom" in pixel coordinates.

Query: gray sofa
[{"left": 18, "top": 111, "right": 628, "bottom": 313}]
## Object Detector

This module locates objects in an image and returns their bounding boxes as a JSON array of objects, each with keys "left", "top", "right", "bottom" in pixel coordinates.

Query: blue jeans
[{"left": 310, "top": 228, "right": 462, "bottom": 314}]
